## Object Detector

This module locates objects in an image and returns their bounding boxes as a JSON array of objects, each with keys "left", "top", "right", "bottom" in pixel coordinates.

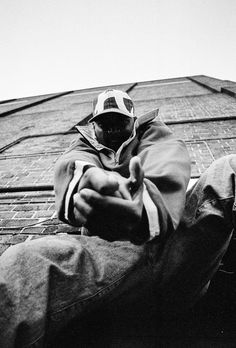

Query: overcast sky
[{"left": 0, "top": 0, "right": 236, "bottom": 101}]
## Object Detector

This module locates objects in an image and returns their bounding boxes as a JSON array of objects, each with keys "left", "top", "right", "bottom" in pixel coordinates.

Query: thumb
[{"left": 129, "top": 156, "right": 144, "bottom": 193}]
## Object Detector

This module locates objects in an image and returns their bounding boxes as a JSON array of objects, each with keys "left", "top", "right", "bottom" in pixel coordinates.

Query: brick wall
[
  {"left": 0, "top": 191, "right": 79, "bottom": 252},
  {"left": 0, "top": 83, "right": 133, "bottom": 150},
  {"left": 134, "top": 93, "right": 236, "bottom": 120},
  {"left": 0, "top": 75, "right": 235, "bottom": 255},
  {"left": 129, "top": 79, "right": 211, "bottom": 101}
]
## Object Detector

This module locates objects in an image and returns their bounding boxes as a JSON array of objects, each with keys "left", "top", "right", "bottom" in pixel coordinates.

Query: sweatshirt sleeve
[
  {"left": 54, "top": 135, "right": 102, "bottom": 225},
  {"left": 137, "top": 119, "right": 191, "bottom": 240}
]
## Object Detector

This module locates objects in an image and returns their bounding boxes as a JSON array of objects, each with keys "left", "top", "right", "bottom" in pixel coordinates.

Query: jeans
[{"left": 0, "top": 155, "right": 235, "bottom": 347}]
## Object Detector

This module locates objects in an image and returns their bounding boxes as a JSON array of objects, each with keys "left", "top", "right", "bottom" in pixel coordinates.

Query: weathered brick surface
[
  {"left": 1, "top": 136, "right": 235, "bottom": 188},
  {"left": 0, "top": 84, "right": 133, "bottom": 151},
  {"left": 0, "top": 93, "right": 57, "bottom": 114},
  {"left": 190, "top": 75, "right": 236, "bottom": 92},
  {"left": 0, "top": 154, "right": 59, "bottom": 187},
  {"left": 14, "top": 211, "right": 35, "bottom": 218},
  {"left": 137, "top": 77, "right": 188, "bottom": 85},
  {"left": 129, "top": 80, "right": 211, "bottom": 101},
  {"left": 0, "top": 218, "right": 40, "bottom": 228},
  {"left": 0, "top": 191, "right": 78, "bottom": 251},
  {"left": 2, "top": 133, "right": 77, "bottom": 156},
  {"left": 0, "top": 211, "right": 16, "bottom": 219},
  {"left": 134, "top": 94, "right": 236, "bottom": 120},
  {"left": 208, "top": 139, "right": 236, "bottom": 158},
  {"left": 57, "top": 83, "right": 132, "bottom": 105},
  {"left": 0, "top": 103, "right": 90, "bottom": 149},
  {"left": 0, "top": 83, "right": 133, "bottom": 114},
  {"left": 186, "top": 142, "right": 214, "bottom": 176},
  {"left": 222, "top": 86, "right": 236, "bottom": 97},
  {"left": 169, "top": 120, "right": 236, "bottom": 140},
  {"left": 0, "top": 75, "right": 235, "bottom": 255}
]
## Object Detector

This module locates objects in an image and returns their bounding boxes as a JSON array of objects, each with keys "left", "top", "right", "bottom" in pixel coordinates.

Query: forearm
[
  {"left": 138, "top": 132, "right": 191, "bottom": 237},
  {"left": 54, "top": 148, "right": 102, "bottom": 225}
]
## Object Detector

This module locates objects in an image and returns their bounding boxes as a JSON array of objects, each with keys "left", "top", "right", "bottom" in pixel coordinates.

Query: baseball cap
[{"left": 89, "top": 89, "right": 135, "bottom": 122}]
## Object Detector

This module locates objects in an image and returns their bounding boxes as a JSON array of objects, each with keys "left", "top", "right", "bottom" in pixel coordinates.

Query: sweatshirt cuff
[
  {"left": 64, "top": 160, "right": 95, "bottom": 221},
  {"left": 143, "top": 183, "right": 160, "bottom": 239}
]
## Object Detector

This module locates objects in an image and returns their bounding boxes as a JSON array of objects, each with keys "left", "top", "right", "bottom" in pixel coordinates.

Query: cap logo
[
  {"left": 123, "top": 98, "right": 133, "bottom": 112},
  {"left": 104, "top": 97, "right": 119, "bottom": 110}
]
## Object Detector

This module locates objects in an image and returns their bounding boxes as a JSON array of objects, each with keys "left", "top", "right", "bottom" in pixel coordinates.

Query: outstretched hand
[{"left": 73, "top": 157, "right": 145, "bottom": 240}]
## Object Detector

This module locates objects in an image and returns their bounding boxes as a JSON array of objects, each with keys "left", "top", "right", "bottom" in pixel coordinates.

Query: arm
[
  {"left": 137, "top": 119, "right": 191, "bottom": 239},
  {"left": 54, "top": 134, "right": 103, "bottom": 224},
  {"left": 54, "top": 133, "right": 136, "bottom": 226}
]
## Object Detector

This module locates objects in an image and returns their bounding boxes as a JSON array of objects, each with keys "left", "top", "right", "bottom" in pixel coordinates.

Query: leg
[
  {"left": 0, "top": 234, "right": 150, "bottom": 347},
  {"left": 154, "top": 154, "right": 236, "bottom": 315}
]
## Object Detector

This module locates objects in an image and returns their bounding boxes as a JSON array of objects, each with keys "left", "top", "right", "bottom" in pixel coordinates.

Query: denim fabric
[
  {"left": 0, "top": 155, "right": 235, "bottom": 347},
  {"left": 183, "top": 154, "right": 236, "bottom": 230},
  {"left": 152, "top": 155, "right": 236, "bottom": 314},
  {"left": 0, "top": 235, "right": 150, "bottom": 347}
]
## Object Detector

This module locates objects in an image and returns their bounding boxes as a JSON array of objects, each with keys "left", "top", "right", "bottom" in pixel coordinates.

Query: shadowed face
[{"left": 93, "top": 113, "right": 135, "bottom": 151}]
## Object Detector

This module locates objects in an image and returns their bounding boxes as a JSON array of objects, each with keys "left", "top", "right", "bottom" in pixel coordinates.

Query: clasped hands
[{"left": 73, "top": 157, "right": 145, "bottom": 241}]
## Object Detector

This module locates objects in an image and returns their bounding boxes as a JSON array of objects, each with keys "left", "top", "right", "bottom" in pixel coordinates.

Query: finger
[
  {"left": 79, "top": 188, "right": 104, "bottom": 206},
  {"left": 73, "top": 192, "right": 93, "bottom": 224},
  {"left": 128, "top": 156, "right": 144, "bottom": 193},
  {"left": 79, "top": 168, "right": 119, "bottom": 195},
  {"left": 80, "top": 188, "right": 134, "bottom": 213},
  {"left": 111, "top": 189, "right": 123, "bottom": 198},
  {"left": 73, "top": 207, "right": 87, "bottom": 225},
  {"left": 101, "top": 174, "right": 120, "bottom": 195},
  {"left": 107, "top": 172, "right": 131, "bottom": 199},
  {"left": 117, "top": 181, "right": 132, "bottom": 200},
  {"left": 129, "top": 156, "right": 144, "bottom": 185}
]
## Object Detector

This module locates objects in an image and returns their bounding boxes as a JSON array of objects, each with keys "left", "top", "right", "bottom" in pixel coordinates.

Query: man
[
  {"left": 0, "top": 89, "right": 235, "bottom": 347},
  {"left": 55, "top": 89, "right": 190, "bottom": 243}
]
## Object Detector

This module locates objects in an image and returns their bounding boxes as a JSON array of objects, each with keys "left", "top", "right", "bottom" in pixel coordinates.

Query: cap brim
[{"left": 89, "top": 108, "right": 134, "bottom": 123}]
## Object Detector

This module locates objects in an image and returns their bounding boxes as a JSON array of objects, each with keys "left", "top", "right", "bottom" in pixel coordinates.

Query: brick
[
  {"left": 22, "top": 227, "right": 45, "bottom": 234},
  {"left": 9, "top": 235, "right": 28, "bottom": 244},
  {"left": 41, "top": 218, "right": 61, "bottom": 226},
  {"left": 12, "top": 205, "right": 34, "bottom": 211},
  {"left": 0, "top": 211, "right": 16, "bottom": 219},
  {"left": 0, "top": 219, "right": 40, "bottom": 228},
  {"left": 49, "top": 203, "right": 56, "bottom": 211},
  {"left": 57, "top": 225, "right": 81, "bottom": 234},
  {"left": 14, "top": 211, "right": 35, "bottom": 218},
  {"left": 12, "top": 204, "right": 51, "bottom": 211},
  {"left": 0, "top": 228, "right": 23, "bottom": 234},
  {"left": 43, "top": 226, "right": 58, "bottom": 234},
  {"left": 33, "top": 211, "right": 55, "bottom": 219},
  {"left": 0, "top": 205, "right": 17, "bottom": 211}
]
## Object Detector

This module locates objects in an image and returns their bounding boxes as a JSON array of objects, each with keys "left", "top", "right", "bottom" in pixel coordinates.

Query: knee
[
  {"left": 0, "top": 242, "right": 37, "bottom": 285},
  {"left": 1, "top": 242, "right": 29, "bottom": 268},
  {"left": 211, "top": 154, "right": 236, "bottom": 171}
]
